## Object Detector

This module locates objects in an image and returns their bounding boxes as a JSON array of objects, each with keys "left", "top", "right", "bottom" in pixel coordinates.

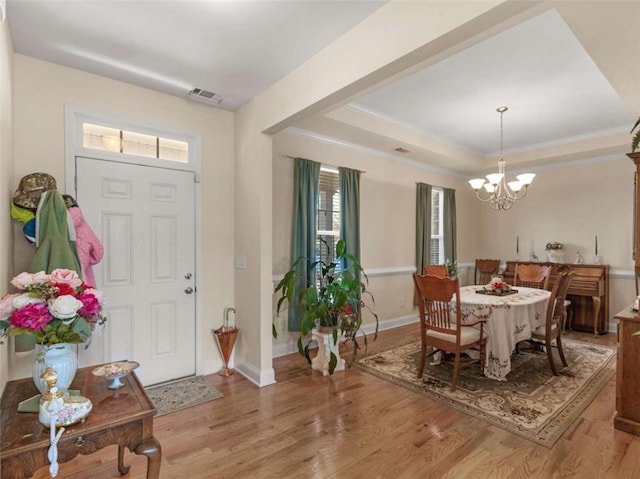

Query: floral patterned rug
[
  {"left": 146, "top": 376, "right": 223, "bottom": 416},
  {"left": 358, "top": 338, "right": 615, "bottom": 447}
]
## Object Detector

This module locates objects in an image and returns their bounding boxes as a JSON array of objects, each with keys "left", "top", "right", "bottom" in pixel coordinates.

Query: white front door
[{"left": 75, "top": 157, "right": 196, "bottom": 386}]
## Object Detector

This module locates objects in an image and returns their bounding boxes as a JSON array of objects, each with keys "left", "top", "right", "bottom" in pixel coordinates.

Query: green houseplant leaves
[
  {"left": 274, "top": 239, "right": 378, "bottom": 374},
  {"left": 632, "top": 117, "right": 640, "bottom": 153}
]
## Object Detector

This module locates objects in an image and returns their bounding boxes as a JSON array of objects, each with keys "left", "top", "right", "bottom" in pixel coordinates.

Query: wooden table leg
[
  {"left": 592, "top": 296, "right": 602, "bottom": 336},
  {"left": 118, "top": 445, "right": 131, "bottom": 475},
  {"left": 134, "top": 437, "right": 162, "bottom": 479}
]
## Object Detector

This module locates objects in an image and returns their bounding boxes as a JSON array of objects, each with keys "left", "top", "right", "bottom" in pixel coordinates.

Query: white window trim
[
  {"left": 64, "top": 104, "right": 202, "bottom": 180},
  {"left": 317, "top": 165, "right": 341, "bottom": 269},
  {"left": 432, "top": 187, "right": 444, "bottom": 264},
  {"left": 63, "top": 104, "right": 204, "bottom": 376}
]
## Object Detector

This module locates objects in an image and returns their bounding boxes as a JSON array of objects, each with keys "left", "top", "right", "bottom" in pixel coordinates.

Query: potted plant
[
  {"left": 631, "top": 117, "right": 640, "bottom": 153},
  {"left": 274, "top": 239, "right": 378, "bottom": 375}
]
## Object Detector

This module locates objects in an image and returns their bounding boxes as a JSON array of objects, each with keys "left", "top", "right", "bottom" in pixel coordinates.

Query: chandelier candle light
[{"left": 468, "top": 107, "right": 536, "bottom": 210}]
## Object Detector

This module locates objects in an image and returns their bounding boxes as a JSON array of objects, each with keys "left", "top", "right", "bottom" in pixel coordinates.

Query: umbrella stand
[{"left": 213, "top": 307, "right": 238, "bottom": 376}]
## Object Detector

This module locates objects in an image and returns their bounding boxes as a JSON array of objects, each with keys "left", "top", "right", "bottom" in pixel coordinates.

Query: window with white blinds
[
  {"left": 430, "top": 188, "right": 444, "bottom": 264},
  {"left": 317, "top": 166, "right": 340, "bottom": 273}
]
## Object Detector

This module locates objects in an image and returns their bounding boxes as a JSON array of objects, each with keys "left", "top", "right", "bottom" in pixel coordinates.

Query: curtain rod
[
  {"left": 283, "top": 155, "right": 366, "bottom": 173},
  {"left": 415, "top": 182, "right": 456, "bottom": 192}
]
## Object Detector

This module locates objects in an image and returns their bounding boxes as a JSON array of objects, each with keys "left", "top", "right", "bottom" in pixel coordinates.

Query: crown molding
[
  {"left": 283, "top": 127, "right": 467, "bottom": 178},
  {"left": 343, "top": 103, "right": 483, "bottom": 156},
  {"left": 345, "top": 103, "right": 629, "bottom": 160},
  {"left": 284, "top": 125, "right": 629, "bottom": 179}
]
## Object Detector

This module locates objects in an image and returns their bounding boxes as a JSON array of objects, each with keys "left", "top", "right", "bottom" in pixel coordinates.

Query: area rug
[
  {"left": 145, "top": 376, "right": 223, "bottom": 416},
  {"left": 358, "top": 338, "right": 615, "bottom": 447}
]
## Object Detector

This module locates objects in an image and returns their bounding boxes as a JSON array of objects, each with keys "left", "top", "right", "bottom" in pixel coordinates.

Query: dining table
[{"left": 456, "top": 285, "right": 551, "bottom": 381}]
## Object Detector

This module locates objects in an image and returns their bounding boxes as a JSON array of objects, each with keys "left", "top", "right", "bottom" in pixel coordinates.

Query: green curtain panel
[
  {"left": 415, "top": 182, "right": 432, "bottom": 275},
  {"left": 443, "top": 187, "right": 457, "bottom": 264},
  {"left": 289, "top": 158, "right": 320, "bottom": 331},
  {"left": 339, "top": 167, "right": 361, "bottom": 271}
]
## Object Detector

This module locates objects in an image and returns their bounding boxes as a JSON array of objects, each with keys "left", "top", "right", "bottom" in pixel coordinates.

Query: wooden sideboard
[
  {"left": 629, "top": 152, "right": 640, "bottom": 293},
  {"left": 614, "top": 307, "right": 640, "bottom": 436},
  {"left": 502, "top": 261, "right": 609, "bottom": 335}
]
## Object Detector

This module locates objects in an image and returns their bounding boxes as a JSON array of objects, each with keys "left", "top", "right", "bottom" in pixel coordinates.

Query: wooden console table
[{"left": 0, "top": 366, "right": 161, "bottom": 479}]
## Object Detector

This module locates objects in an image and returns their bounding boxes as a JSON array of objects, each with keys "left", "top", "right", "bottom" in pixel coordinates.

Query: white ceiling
[
  {"left": 351, "top": 9, "right": 633, "bottom": 158},
  {"left": 7, "top": 0, "right": 386, "bottom": 110},
  {"left": 6, "top": 1, "right": 639, "bottom": 174}
]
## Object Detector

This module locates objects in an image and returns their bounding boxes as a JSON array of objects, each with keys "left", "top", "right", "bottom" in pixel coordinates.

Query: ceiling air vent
[
  {"left": 394, "top": 147, "right": 410, "bottom": 153},
  {"left": 187, "top": 88, "right": 223, "bottom": 106}
]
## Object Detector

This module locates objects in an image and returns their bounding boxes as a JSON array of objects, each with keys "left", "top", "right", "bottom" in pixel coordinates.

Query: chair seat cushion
[
  {"left": 533, "top": 323, "right": 558, "bottom": 335},
  {"left": 427, "top": 326, "right": 481, "bottom": 346}
]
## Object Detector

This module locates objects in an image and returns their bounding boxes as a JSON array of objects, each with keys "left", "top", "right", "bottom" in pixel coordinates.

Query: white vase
[
  {"left": 547, "top": 250, "right": 564, "bottom": 263},
  {"left": 311, "top": 328, "right": 346, "bottom": 376},
  {"left": 32, "top": 343, "right": 78, "bottom": 395}
]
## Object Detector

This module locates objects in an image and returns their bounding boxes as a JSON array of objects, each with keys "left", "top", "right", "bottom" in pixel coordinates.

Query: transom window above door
[{"left": 83, "top": 123, "right": 189, "bottom": 163}]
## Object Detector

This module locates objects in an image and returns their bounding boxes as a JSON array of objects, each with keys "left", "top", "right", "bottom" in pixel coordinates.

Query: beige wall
[
  {"left": 273, "top": 133, "right": 636, "bottom": 352},
  {"left": 474, "top": 159, "right": 634, "bottom": 269},
  {"left": 272, "top": 131, "right": 478, "bottom": 351},
  {"left": 9, "top": 54, "right": 235, "bottom": 380},
  {"left": 0, "top": 19, "right": 14, "bottom": 391},
  {"left": 475, "top": 157, "right": 637, "bottom": 329},
  {"left": 2, "top": 1, "right": 634, "bottom": 388}
]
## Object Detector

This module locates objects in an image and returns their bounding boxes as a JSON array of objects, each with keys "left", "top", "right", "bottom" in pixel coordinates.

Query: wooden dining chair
[
  {"left": 552, "top": 265, "right": 574, "bottom": 330},
  {"left": 424, "top": 264, "right": 448, "bottom": 277},
  {"left": 530, "top": 271, "right": 574, "bottom": 375},
  {"left": 412, "top": 273, "right": 486, "bottom": 391},
  {"left": 474, "top": 258, "right": 501, "bottom": 285},
  {"left": 513, "top": 263, "right": 551, "bottom": 290}
]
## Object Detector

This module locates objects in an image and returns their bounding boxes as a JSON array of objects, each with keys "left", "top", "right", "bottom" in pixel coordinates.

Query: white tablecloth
[{"left": 457, "top": 285, "right": 551, "bottom": 380}]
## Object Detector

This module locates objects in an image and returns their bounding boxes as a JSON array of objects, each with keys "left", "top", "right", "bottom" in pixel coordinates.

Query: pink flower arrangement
[
  {"left": 545, "top": 242, "right": 563, "bottom": 251},
  {"left": 487, "top": 277, "right": 511, "bottom": 293},
  {"left": 0, "top": 269, "right": 106, "bottom": 347}
]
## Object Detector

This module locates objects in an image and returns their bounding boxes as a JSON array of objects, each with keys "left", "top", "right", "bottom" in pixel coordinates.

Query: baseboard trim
[
  {"left": 272, "top": 314, "right": 419, "bottom": 359},
  {"left": 272, "top": 342, "right": 299, "bottom": 358},
  {"left": 235, "top": 359, "right": 276, "bottom": 387}
]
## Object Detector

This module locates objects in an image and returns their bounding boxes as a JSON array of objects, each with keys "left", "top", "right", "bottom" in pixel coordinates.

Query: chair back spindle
[
  {"left": 474, "top": 259, "right": 501, "bottom": 285},
  {"left": 514, "top": 263, "right": 551, "bottom": 290}
]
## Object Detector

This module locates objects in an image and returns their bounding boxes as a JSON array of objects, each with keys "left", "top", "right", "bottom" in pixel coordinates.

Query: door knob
[
  {"left": 185, "top": 273, "right": 192, "bottom": 279},
  {"left": 185, "top": 287, "right": 194, "bottom": 294}
]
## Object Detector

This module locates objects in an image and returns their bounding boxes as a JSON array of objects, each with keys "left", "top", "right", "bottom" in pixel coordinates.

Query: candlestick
[
  {"left": 516, "top": 236, "right": 519, "bottom": 254},
  {"left": 595, "top": 235, "right": 598, "bottom": 255}
]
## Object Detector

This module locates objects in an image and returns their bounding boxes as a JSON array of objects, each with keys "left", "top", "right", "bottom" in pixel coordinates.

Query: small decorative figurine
[
  {"left": 91, "top": 360, "right": 139, "bottom": 389},
  {"left": 39, "top": 369, "right": 93, "bottom": 429},
  {"left": 574, "top": 251, "right": 584, "bottom": 264},
  {"left": 39, "top": 368, "right": 93, "bottom": 477},
  {"left": 38, "top": 368, "right": 66, "bottom": 477}
]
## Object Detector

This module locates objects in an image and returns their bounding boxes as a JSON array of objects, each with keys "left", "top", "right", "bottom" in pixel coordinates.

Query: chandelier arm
[
  {"left": 467, "top": 106, "right": 534, "bottom": 210},
  {"left": 473, "top": 190, "right": 497, "bottom": 202}
]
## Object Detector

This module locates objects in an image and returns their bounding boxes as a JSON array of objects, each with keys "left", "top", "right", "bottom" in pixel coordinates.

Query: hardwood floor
[{"left": 31, "top": 324, "right": 640, "bottom": 479}]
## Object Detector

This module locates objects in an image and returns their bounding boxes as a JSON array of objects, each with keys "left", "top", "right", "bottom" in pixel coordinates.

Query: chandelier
[{"left": 468, "top": 107, "right": 535, "bottom": 210}]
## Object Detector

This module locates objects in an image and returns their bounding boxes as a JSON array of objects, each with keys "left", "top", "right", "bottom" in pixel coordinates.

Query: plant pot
[{"left": 311, "top": 327, "right": 346, "bottom": 376}]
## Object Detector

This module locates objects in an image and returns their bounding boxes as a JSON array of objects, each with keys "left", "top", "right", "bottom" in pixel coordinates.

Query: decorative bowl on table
[
  {"left": 92, "top": 361, "right": 140, "bottom": 390},
  {"left": 476, "top": 277, "right": 517, "bottom": 296}
]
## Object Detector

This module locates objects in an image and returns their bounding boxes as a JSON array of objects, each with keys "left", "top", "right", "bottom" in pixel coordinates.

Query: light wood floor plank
[{"left": 28, "top": 324, "right": 640, "bottom": 478}]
